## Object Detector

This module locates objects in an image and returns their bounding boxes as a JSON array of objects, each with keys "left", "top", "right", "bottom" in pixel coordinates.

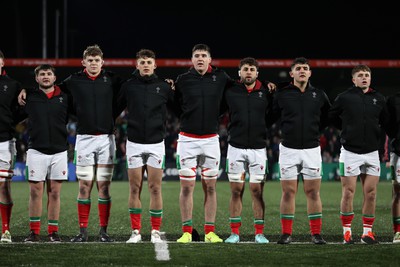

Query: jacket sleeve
[
  {"left": 319, "top": 91, "right": 332, "bottom": 131},
  {"left": 171, "top": 77, "right": 183, "bottom": 118},
  {"left": 269, "top": 90, "right": 281, "bottom": 126},
  {"left": 265, "top": 90, "right": 276, "bottom": 128},
  {"left": 328, "top": 95, "right": 343, "bottom": 130},
  {"left": 166, "top": 82, "right": 176, "bottom": 114},
  {"left": 114, "top": 79, "right": 127, "bottom": 121},
  {"left": 58, "top": 75, "right": 71, "bottom": 94},
  {"left": 384, "top": 95, "right": 396, "bottom": 138},
  {"left": 112, "top": 74, "right": 124, "bottom": 121}
]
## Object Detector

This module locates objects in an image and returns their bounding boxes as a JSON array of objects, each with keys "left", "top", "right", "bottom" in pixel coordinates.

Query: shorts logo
[
  {"left": 260, "top": 165, "right": 264, "bottom": 170},
  {"left": 30, "top": 170, "right": 35, "bottom": 177},
  {"left": 62, "top": 170, "right": 66, "bottom": 175}
]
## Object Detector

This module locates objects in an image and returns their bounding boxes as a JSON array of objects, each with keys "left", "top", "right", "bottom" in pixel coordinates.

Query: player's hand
[
  {"left": 18, "top": 89, "right": 27, "bottom": 105},
  {"left": 267, "top": 82, "right": 276, "bottom": 92},
  {"left": 165, "top": 79, "right": 175, "bottom": 90}
]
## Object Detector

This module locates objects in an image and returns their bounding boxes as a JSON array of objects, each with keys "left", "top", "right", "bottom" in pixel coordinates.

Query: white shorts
[
  {"left": 74, "top": 134, "right": 116, "bottom": 166},
  {"left": 390, "top": 152, "right": 400, "bottom": 184},
  {"left": 278, "top": 144, "right": 322, "bottom": 180},
  {"left": 0, "top": 139, "right": 16, "bottom": 181},
  {"left": 26, "top": 149, "right": 68, "bottom": 181},
  {"left": 226, "top": 144, "right": 267, "bottom": 180},
  {"left": 126, "top": 140, "right": 165, "bottom": 169},
  {"left": 339, "top": 147, "right": 380, "bottom": 177},
  {"left": 176, "top": 134, "right": 220, "bottom": 171}
]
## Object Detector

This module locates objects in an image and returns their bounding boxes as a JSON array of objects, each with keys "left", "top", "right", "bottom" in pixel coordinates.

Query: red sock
[
  {"left": 340, "top": 213, "right": 354, "bottom": 228},
  {"left": 48, "top": 224, "right": 58, "bottom": 234},
  {"left": 98, "top": 198, "right": 111, "bottom": 227},
  {"left": 309, "top": 218, "right": 322, "bottom": 235},
  {"left": 394, "top": 217, "right": 400, "bottom": 233},
  {"left": 281, "top": 218, "right": 293, "bottom": 235},
  {"left": 362, "top": 215, "right": 375, "bottom": 229},
  {"left": 204, "top": 223, "right": 215, "bottom": 234},
  {"left": 0, "top": 202, "right": 13, "bottom": 232},
  {"left": 150, "top": 216, "right": 162, "bottom": 231},
  {"left": 182, "top": 225, "right": 193, "bottom": 234},
  {"left": 230, "top": 222, "right": 241, "bottom": 235},
  {"left": 254, "top": 223, "right": 264, "bottom": 235},
  {"left": 129, "top": 212, "right": 141, "bottom": 231},
  {"left": 29, "top": 219, "right": 41, "bottom": 235},
  {"left": 77, "top": 200, "right": 91, "bottom": 228}
]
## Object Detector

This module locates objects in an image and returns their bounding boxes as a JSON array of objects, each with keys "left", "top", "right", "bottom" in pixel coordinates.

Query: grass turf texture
[{"left": 1, "top": 180, "right": 399, "bottom": 266}]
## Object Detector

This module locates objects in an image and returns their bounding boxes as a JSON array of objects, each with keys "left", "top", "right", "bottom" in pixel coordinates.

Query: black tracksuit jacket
[
  {"left": 117, "top": 71, "right": 174, "bottom": 144},
  {"left": 59, "top": 69, "right": 121, "bottom": 135},
  {"left": 174, "top": 66, "right": 233, "bottom": 135},
  {"left": 0, "top": 72, "right": 21, "bottom": 142},
  {"left": 328, "top": 86, "right": 389, "bottom": 154},
  {"left": 222, "top": 79, "right": 273, "bottom": 149},
  {"left": 24, "top": 86, "right": 69, "bottom": 154},
  {"left": 386, "top": 92, "right": 400, "bottom": 156},
  {"left": 272, "top": 82, "right": 331, "bottom": 149}
]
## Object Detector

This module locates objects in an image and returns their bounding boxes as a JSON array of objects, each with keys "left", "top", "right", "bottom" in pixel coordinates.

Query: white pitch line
[{"left": 154, "top": 232, "right": 170, "bottom": 261}]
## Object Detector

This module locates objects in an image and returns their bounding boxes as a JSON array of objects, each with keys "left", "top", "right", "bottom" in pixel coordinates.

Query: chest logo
[
  {"left": 212, "top": 75, "right": 217, "bottom": 82},
  {"left": 3, "top": 85, "right": 8, "bottom": 92},
  {"left": 156, "top": 87, "right": 160, "bottom": 94}
]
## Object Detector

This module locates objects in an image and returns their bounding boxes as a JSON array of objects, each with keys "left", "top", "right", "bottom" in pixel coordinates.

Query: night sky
[{"left": 2, "top": 0, "right": 400, "bottom": 59}]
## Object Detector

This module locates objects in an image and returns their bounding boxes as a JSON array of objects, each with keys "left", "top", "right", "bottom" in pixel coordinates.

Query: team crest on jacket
[
  {"left": 312, "top": 92, "right": 317, "bottom": 98},
  {"left": 259, "top": 92, "right": 263, "bottom": 98},
  {"left": 59, "top": 97, "right": 63, "bottom": 103},
  {"left": 156, "top": 87, "right": 160, "bottom": 94},
  {"left": 212, "top": 75, "right": 217, "bottom": 81},
  {"left": 103, "top": 76, "right": 108, "bottom": 83},
  {"left": 3, "top": 85, "right": 8, "bottom": 91},
  {"left": 372, "top": 98, "right": 377, "bottom": 105}
]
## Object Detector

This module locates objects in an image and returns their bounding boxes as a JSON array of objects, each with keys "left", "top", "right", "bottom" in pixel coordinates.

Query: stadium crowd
[{"left": 13, "top": 109, "right": 389, "bottom": 180}]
